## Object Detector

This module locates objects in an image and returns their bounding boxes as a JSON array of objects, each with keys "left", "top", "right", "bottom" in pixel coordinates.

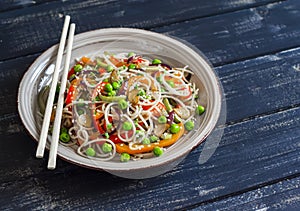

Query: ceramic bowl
[{"left": 18, "top": 28, "right": 222, "bottom": 179}]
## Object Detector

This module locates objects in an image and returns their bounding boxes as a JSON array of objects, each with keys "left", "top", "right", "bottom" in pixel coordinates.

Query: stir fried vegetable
[{"left": 38, "top": 52, "right": 205, "bottom": 162}]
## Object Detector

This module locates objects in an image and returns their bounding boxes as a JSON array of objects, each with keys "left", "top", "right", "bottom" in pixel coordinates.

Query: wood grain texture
[
  {"left": 0, "top": 106, "right": 299, "bottom": 210},
  {"left": 0, "top": 0, "right": 277, "bottom": 13},
  {"left": 0, "top": 0, "right": 280, "bottom": 61},
  {"left": 216, "top": 47, "right": 300, "bottom": 123},
  {"left": 1, "top": 0, "right": 300, "bottom": 210},
  {"left": 190, "top": 176, "right": 300, "bottom": 210},
  {"left": 0, "top": 0, "right": 58, "bottom": 12},
  {"left": 155, "top": 0, "right": 300, "bottom": 66}
]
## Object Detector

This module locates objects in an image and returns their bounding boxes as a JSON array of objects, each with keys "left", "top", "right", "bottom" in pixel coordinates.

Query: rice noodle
[
  {"left": 77, "top": 138, "right": 116, "bottom": 161},
  {"left": 117, "top": 114, "right": 136, "bottom": 142},
  {"left": 40, "top": 52, "right": 204, "bottom": 162}
]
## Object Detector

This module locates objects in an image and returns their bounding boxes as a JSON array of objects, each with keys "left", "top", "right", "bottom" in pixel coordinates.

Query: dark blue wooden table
[{"left": 1, "top": 0, "right": 300, "bottom": 210}]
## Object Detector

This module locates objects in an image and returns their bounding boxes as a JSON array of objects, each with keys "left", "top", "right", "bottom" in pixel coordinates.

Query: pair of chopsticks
[{"left": 36, "top": 15, "right": 76, "bottom": 169}]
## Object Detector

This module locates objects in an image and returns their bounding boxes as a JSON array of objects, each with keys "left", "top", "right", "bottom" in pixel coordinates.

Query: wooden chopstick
[
  {"left": 48, "top": 23, "right": 76, "bottom": 169},
  {"left": 36, "top": 15, "right": 70, "bottom": 158}
]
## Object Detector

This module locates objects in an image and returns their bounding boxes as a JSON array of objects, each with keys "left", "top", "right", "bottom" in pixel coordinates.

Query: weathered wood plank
[
  {"left": 155, "top": 0, "right": 300, "bottom": 66},
  {"left": 1, "top": 0, "right": 299, "bottom": 209},
  {"left": 0, "top": 55, "right": 36, "bottom": 118},
  {"left": 0, "top": 0, "right": 58, "bottom": 12},
  {"left": 0, "top": 0, "right": 280, "bottom": 61},
  {"left": 216, "top": 46, "right": 300, "bottom": 123},
  {"left": 2, "top": 45, "right": 300, "bottom": 134},
  {"left": 190, "top": 176, "right": 300, "bottom": 210},
  {"left": 0, "top": 105, "right": 299, "bottom": 210}
]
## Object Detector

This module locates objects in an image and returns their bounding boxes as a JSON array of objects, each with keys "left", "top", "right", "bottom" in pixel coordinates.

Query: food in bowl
[
  {"left": 37, "top": 52, "right": 206, "bottom": 162},
  {"left": 18, "top": 28, "right": 221, "bottom": 178}
]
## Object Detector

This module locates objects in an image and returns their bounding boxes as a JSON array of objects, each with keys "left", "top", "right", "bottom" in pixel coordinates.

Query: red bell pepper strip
[
  {"left": 97, "top": 122, "right": 106, "bottom": 134},
  {"left": 67, "top": 67, "right": 75, "bottom": 79},
  {"left": 65, "top": 85, "right": 75, "bottom": 105},
  {"left": 109, "top": 134, "right": 123, "bottom": 144},
  {"left": 142, "top": 102, "right": 165, "bottom": 117},
  {"left": 109, "top": 130, "right": 134, "bottom": 144}
]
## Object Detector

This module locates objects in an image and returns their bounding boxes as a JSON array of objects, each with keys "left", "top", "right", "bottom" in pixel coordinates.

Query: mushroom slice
[
  {"left": 128, "top": 89, "right": 139, "bottom": 105},
  {"left": 174, "top": 107, "right": 190, "bottom": 119},
  {"left": 78, "top": 114, "right": 92, "bottom": 128},
  {"left": 153, "top": 123, "right": 169, "bottom": 137},
  {"left": 110, "top": 69, "right": 120, "bottom": 83}
]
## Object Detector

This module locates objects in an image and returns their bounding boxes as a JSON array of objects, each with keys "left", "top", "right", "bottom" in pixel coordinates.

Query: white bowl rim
[{"left": 17, "top": 27, "right": 222, "bottom": 171}]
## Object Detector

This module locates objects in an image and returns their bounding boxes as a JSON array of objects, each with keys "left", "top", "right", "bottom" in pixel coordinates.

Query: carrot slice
[
  {"left": 94, "top": 112, "right": 104, "bottom": 120},
  {"left": 115, "top": 122, "right": 185, "bottom": 154},
  {"left": 109, "top": 56, "right": 125, "bottom": 67}
]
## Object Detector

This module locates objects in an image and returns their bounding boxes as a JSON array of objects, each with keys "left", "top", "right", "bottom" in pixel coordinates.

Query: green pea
[
  {"left": 105, "top": 84, "right": 114, "bottom": 92},
  {"left": 170, "top": 123, "right": 180, "bottom": 134},
  {"left": 158, "top": 116, "right": 167, "bottom": 124},
  {"left": 142, "top": 138, "right": 150, "bottom": 145},
  {"left": 152, "top": 59, "right": 162, "bottom": 65},
  {"left": 74, "top": 64, "right": 83, "bottom": 73},
  {"left": 118, "top": 99, "right": 128, "bottom": 110},
  {"left": 109, "top": 90, "right": 116, "bottom": 96},
  {"left": 184, "top": 121, "right": 194, "bottom": 131},
  {"left": 128, "top": 52, "right": 135, "bottom": 57},
  {"left": 60, "top": 127, "right": 68, "bottom": 134},
  {"left": 106, "top": 123, "right": 112, "bottom": 130},
  {"left": 167, "top": 80, "right": 175, "bottom": 88},
  {"left": 59, "top": 132, "right": 70, "bottom": 143},
  {"left": 153, "top": 146, "right": 164, "bottom": 156},
  {"left": 104, "top": 132, "right": 110, "bottom": 139},
  {"left": 106, "top": 65, "right": 114, "bottom": 72},
  {"left": 86, "top": 147, "right": 96, "bottom": 157},
  {"left": 104, "top": 83, "right": 113, "bottom": 92},
  {"left": 196, "top": 105, "right": 205, "bottom": 115},
  {"left": 120, "top": 152, "right": 130, "bottom": 162},
  {"left": 128, "top": 64, "right": 136, "bottom": 69},
  {"left": 122, "top": 121, "right": 133, "bottom": 131},
  {"left": 138, "top": 89, "right": 146, "bottom": 96},
  {"left": 112, "top": 81, "right": 120, "bottom": 90},
  {"left": 150, "top": 135, "right": 159, "bottom": 142},
  {"left": 102, "top": 143, "right": 112, "bottom": 153},
  {"left": 103, "top": 78, "right": 109, "bottom": 82}
]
